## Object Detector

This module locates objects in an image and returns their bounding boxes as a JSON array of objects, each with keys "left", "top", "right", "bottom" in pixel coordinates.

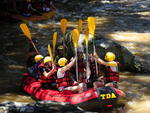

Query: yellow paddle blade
[
  {"left": 88, "top": 17, "right": 96, "bottom": 38},
  {"left": 78, "top": 19, "right": 83, "bottom": 33},
  {"left": 84, "top": 27, "right": 89, "bottom": 46},
  {"left": 52, "top": 32, "right": 57, "bottom": 49},
  {"left": 20, "top": 23, "right": 32, "bottom": 40},
  {"left": 72, "top": 29, "right": 79, "bottom": 48},
  {"left": 60, "top": 18, "right": 67, "bottom": 35},
  {"left": 48, "top": 44, "right": 54, "bottom": 63}
]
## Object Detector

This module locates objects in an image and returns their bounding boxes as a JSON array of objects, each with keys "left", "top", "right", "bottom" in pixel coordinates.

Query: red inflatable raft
[{"left": 22, "top": 73, "right": 125, "bottom": 111}]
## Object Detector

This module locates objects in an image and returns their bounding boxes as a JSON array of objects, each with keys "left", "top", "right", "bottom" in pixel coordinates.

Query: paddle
[
  {"left": 88, "top": 17, "right": 98, "bottom": 77},
  {"left": 60, "top": 19, "right": 67, "bottom": 35},
  {"left": 20, "top": 23, "right": 39, "bottom": 54},
  {"left": 72, "top": 29, "right": 80, "bottom": 81},
  {"left": 60, "top": 18, "right": 67, "bottom": 55},
  {"left": 52, "top": 32, "right": 57, "bottom": 57},
  {"left": 78, "top": 19, "right": 83, "bottom": 33},
  {"left": 84, "top": 27, "right": 90, "bottom": 81},
  {"left": 48, "top": 44, "right": 54, "bottom": 63}
]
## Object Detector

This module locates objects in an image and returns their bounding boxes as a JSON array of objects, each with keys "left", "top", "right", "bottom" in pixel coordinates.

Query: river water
[{"left": 0, "top": 0, "right": 150, "bottom": 112}]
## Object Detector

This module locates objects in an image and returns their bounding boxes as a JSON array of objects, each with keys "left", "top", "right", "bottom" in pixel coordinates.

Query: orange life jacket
[
  {"left": 56, "top": 68, "right": 74, "bottom": 89},
  {"left": 38, "top": 63, "right": 56, "bottom": 83},
  {"left": 103, "top": 62, "right": 120, "bottom": 83}
]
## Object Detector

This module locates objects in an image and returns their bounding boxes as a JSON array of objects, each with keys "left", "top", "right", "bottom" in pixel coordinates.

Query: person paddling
[
  {"left": 93, "top": 52, "right": 120, "bottom": 89},
  {"left": 38, "top": 56, "right": 57, "bottom": 89},
  {"left": 27, "top": 54, "right": 44, "bottom": 80},
  {"left": 56, "top": 57, "right": 87, "bottom": 93},
  {"left": 54, "top": 45, "right": 65, "bottom": 64},
  {"left": 87, "top": 54, "right": 102, "bottom": 87},
  {"left": 70, "top": 48, "right": 90, "bottom": 83},
  {"left": 41, "top": 0, "right": 56, "bottom": 12}
]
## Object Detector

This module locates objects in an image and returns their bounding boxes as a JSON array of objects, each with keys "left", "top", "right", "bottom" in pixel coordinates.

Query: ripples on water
[{"left": 120, "top": 74, "right": 150, "bottom": 113}]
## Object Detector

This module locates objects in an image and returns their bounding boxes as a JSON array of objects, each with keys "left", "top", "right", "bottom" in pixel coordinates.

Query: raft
[
  {"left": 11, "top": 11, "right": 55, "bottom": 22},
  {"left": 22, "top": 73, "right": 125, "bottom": 111}
]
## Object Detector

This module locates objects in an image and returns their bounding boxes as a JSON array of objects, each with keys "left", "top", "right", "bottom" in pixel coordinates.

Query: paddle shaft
[
  {"left": 75, "top": 48, "right": 79, "bottom": 81},
  {"left": 30, "top": 40, "right": 39, "bottom": 54},
  {"left": 20, "top": 23, "right": 39, "bottom": 54},
  {"left": 86, "top": 45, "right": 90, "bottom": 80},
  {"left": 53, "top": 47, "right": 55, "bottom": 58},
  {"left": 92, "top": 39, "right": 99, "bottom": 77},
  {"left": 62, "top": 34, "right": 66, "bottom": 56}
]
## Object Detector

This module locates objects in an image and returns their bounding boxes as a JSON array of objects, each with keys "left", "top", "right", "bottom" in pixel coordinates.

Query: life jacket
[
  {"left": 56, "top": 68, "right": 74, "bottom": 89},
  {"left": 38, "top": 63, "right": 56, "bottom": 83},
  {"left": 27, "top": 62, "right": 41, "bottom": 80},
  {"left": 69, "top": 59, "right": 86, "bottom": 82},
  {"left": 74, "top": 58, "right": 85, "bottom": 71},
  {"left": 78, "top": 59, "right": 85, "bottom": 72},
  {"left": 89, "top": 60, "right": 97, "bottom": 80},
  {"left": 103, "top": 62, "right": 120, "bottom": 83}
]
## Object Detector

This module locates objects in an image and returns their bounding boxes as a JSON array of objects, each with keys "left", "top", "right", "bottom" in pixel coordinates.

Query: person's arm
[
  {"left": 93, "top": 52, "right": 107, "bottom": 65},
  {"left": 85, "top": 62, "right": 91, "bottom": 82},
  {"left": 97, "top": 57, "right": 107, "bottom": 65},
  {"left": 61, "top": 57, "right": 76, "bottom": 72},
  {"left": 43, "top": 64, "right": 57, "bottom": 77},
  {"left": 93, "top": 53, "right": 117, "bottom": 66}
]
